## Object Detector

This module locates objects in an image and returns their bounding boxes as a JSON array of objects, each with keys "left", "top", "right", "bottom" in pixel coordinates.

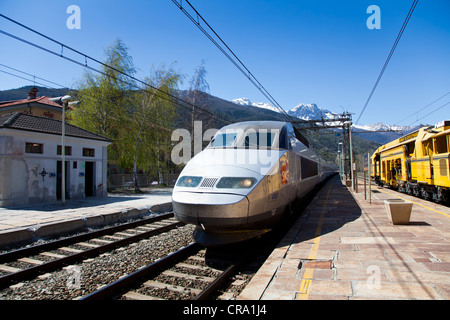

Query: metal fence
[{"left": 107, "top": 173, "right": 179, "bottom": 189}]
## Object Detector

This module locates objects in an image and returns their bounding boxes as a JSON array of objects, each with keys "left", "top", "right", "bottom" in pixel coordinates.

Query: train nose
[{"left": 172, "top": 192, "right": 249, "bottom": 229}]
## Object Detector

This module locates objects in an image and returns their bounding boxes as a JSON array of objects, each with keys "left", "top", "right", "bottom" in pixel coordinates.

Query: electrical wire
[
  {"left": 355, "top": 0, "right": 419, "bottom": 125},
  {"left": 0, "top": 14, "right": 233, "bottom": 125},
  {"left": 393, "top": 91, "right": 450, "bottom": 126},
  {"left": 0, "top": 63, "right": 68, "bottom": 89},
  {"left": 408, "top": 101, "right": 450, "bottom": 126},
  {"left": 171, "top": 0, "right": 298, "bottom": 124},
  {"left": 0, "top": 69, "right": 58, "bottom": 89}
]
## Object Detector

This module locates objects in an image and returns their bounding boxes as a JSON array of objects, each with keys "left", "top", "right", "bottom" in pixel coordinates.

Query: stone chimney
[{"left": 27, "top": 87, "right": 38, "bottom": 100}]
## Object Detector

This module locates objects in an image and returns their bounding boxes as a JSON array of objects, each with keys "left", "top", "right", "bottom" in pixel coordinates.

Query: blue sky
[{"left": 1, "top": 0, "right": 449, "bottom": 126}]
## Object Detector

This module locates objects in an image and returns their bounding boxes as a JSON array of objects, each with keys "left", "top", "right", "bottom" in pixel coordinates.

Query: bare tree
[
  {"left": 112, "top": 63, "right": 181, "bottom": 192},
  {"left": 189, "top": 60, "right": 210, "bottom": 157}
]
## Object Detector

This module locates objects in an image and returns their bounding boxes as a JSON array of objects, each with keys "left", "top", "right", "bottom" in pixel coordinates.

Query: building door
[
  {"left": 56, "top": 161, "right": 70, "bottom": 200},
  {"left": 85, "top": 161, "right": 95, "bottom": 197}
]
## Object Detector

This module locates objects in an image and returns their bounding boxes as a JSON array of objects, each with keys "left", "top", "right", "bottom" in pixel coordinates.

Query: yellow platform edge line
[{"left": 296, "top": 180, "right": 334, "bottom": 300}]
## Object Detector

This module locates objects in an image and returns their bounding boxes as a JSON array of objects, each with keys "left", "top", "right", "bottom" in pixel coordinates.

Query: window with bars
[
  {"left": 57, "top": 145, "right": 72, "bottom": 155},
  {"left": 83, "top": 148, "right": 95, "bottom": 157},
  {"left": 25, "top": 142, "right": 43, "bottom": 154}
]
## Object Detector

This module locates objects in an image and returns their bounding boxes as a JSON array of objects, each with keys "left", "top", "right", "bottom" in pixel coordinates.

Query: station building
[{"left": 0, "top": 112, "right": 111, "bottom": 207}]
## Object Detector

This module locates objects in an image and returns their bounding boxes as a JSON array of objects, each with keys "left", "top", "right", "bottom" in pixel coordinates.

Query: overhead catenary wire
[
  {"left": 0, "top": 63, "right": 68, "bottom": 89},
  {"left": 171, "top": 0, "right": 298, "bottom": 124},
  {"left": 0, "top": 69, "right": 59, "bottom": 89},
  {"left": 0, "top": 31, "right": 231, "bottom": 125},
  {"left": 355, "top": 0, "right": 419, "bottom": 125},
  {"left": 0, "top": 14, "right": 234, "bottom": 126},
  {"left": 408, "top": 101, "right": 450, "bottom": 126},
  {"left": 393, "top": 91, "right": 450, "bottom": 126}
]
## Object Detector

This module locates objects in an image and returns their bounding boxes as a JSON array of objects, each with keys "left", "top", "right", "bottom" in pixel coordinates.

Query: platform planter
[{"left": 384, "top": 199, "right": 413, "bottom": 225}]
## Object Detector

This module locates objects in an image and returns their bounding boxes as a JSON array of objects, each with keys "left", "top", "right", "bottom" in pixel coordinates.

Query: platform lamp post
[
  {"left": 348, "top": 121, "right": 355, "bottom": 191},
  {"left": 50, "top": 95, "right": 79, "bottom": 206},
  {"left": 338, "top": 142, "right": 344, "bottom": 179}
]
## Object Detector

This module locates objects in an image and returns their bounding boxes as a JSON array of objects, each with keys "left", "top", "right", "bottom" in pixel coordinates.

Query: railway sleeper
[
  {"left": 162, "top": 270, "right": 216, "bottom": 283},
  {"left": 17, "top": 257, "right": 45, "bottom": 265},
  {"left": 122, "top": 291, "right": 163, "bottom": 300},
  {"left": 174, "top": 262, "right": 222, "bottom": 276},
  {"left": 144, "top": 280, "right": 202, "bottom": 295}
]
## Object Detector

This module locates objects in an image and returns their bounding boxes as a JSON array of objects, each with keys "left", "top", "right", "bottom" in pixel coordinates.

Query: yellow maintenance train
[{"left": 371, "top": 120, "right": 450, "bottom": 204}]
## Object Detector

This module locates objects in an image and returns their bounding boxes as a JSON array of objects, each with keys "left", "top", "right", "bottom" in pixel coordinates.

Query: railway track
[
  {"left": 81, "top": 243, "right": 250, "bottom": 300},
  {"left": 0, "top": 196, "right": 310, "bottom": 300},
  {"left": 0, "top": 212, "right": 183, "bottom": 291},
  {"left": 0, "top": 210, "right": 264, "bottom": 300}
]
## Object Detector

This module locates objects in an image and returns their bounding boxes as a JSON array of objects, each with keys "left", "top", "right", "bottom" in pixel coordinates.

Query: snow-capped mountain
[
  {"left": 232, "top": 97, "right": 422, "bottom": 144},
  {"left": 232, "top": 97, "right": 282, "bottom": 114},
  {"left": 287, "top": 103, "right": 336, "bottom": 120},
  {"left": 353, "top": 122, "right": 415, "bottom": 133},
  {"left": 352, "top": 123, "right": 421, "bottom": 144},
  {"left": 232, "top": 98, "right": 336, "bottom": 120}
]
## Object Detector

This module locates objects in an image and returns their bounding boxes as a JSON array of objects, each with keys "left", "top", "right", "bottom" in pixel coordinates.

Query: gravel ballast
[{"left": 0, "top": 224, "right": 196, "bottom": 300}]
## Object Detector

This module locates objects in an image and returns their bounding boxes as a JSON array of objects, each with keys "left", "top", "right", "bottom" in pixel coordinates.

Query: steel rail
[
  {"left": 80, "top": 242, "right": 201, "bottom": 300},
  {"left": 0, "top": 219, "right": 184, "bottom": 289},
  {"left": 0, "top": 212, "right": 174, "bottom": 263},
  {"left": 193, "top": 257, "right": 244, "bottom": 300}
]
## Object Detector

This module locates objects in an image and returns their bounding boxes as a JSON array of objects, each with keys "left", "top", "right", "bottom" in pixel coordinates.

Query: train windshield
[
  {"left": 208, "top": 127, "right": 279, "bottom": 148},
  {"left": 210, "top": 133, "right": 238, "bottom": 147},
  {"left": 243, "top": 131, "right": 276, "bottom": 148}
]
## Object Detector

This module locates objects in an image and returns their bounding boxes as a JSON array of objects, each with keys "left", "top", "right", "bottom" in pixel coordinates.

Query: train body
[
  {"left": 172, "top": 121, "right": 336, "bottom": 246},
  {"left": 371, "top": 120, "right": 450, "bottom": 204}
]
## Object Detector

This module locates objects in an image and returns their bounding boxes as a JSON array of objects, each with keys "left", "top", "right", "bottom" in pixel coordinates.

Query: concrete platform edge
[
  {"left": 0, "top": 202, "right": 173, "bottom": 248},
  {"left": 238, "top": 207, "right": 311, "bottom": 300}
]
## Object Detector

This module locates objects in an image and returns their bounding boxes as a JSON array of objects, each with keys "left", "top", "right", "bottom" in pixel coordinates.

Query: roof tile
[{"left": 0, "top": 112, "right": 110, "bottom": 142}]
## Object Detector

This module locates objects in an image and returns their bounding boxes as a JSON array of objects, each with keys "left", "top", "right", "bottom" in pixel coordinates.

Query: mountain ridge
[
  {"left": 232, "top": 96, "right": 423, "bottom": 144},
  {"left": 0, "top": 86, "right": 384, "bottom": 166}
]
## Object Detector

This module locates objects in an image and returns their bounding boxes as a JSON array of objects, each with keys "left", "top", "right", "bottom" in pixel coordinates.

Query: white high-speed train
[{"left": 172, "top": 121, "right": 336, "bottom": 246}]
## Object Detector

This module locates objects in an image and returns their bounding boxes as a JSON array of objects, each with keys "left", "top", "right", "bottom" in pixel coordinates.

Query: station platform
[
  {"left": 0, "top": 189, "right": 173, "bottom": 248},
  {"left": 239, "top": 175, "right": 450, "bottom": 300}
]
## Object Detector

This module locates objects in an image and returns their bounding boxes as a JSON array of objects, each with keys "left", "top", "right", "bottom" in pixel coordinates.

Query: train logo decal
[{"left": 281, "top": 162, "right": 289, "bottom": 184}]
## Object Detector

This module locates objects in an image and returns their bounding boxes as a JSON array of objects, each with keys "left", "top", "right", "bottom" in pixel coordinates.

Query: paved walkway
[
  {"left": 239, "top": 175, "right": 450, "bottom": 300},
  {"left": 0, "top": 189, "right": 173, "bottom": 248}
]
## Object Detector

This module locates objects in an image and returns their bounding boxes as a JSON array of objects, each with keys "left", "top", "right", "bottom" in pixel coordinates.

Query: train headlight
[
  {"left": 176, "top": 176, "right": 202, "bottom": 187},
  {"left": 216, "top": 177, "right": 257, "bottom": 189}
]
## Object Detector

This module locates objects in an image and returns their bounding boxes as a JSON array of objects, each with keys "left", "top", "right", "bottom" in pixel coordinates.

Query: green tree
[
  {"left": 116, "top": 63, "right": 182, "bottom": 190},
  {"left": 70, "top": 39, "right": 136, "bottom": 161}
]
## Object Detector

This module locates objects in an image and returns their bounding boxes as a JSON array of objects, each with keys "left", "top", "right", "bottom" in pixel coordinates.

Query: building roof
[
  {"left": 0, "top": 96, "right": 65, "bottom": 109},
  {"left": 0, "top": 112, "right": 111, "bottom": 142},
  {"left": 0, "top": 87, "right": 73, "bottom": 112}
]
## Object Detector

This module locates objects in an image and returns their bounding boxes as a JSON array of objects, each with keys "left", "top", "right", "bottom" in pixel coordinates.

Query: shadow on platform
[{"left": 287, "top": 175, "right": 362, "bottom": 246}]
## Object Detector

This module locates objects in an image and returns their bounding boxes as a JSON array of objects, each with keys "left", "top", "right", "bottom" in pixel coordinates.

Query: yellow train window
[
  {"left": 422, "top": 141, "right": 433, "bottom": 156},
  {"left": 434, "top": 136, "right": 448, "bottom": 154}
]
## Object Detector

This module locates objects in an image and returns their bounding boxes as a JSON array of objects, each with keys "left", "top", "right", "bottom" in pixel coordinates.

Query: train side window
[
  {"left": 407, "top": 141, "right": 415, "bottom": 156},
  {"left": 301, "top": 157, "right": 318, "bottom": 178},
  {"left": 434, "top": 136, "right": 448, "bottom": 154},
  {"left": 289, "top": 137, "right": 296, "bottom": 149},
  {"left": 284, "top": 124, "right": 296, "bottom": 150},
  {"left": 422, "top": 141, "right": 433, "bottom": 156},
  {"left": 279, "top": 127, "right": 287, "bottom": 149}
]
